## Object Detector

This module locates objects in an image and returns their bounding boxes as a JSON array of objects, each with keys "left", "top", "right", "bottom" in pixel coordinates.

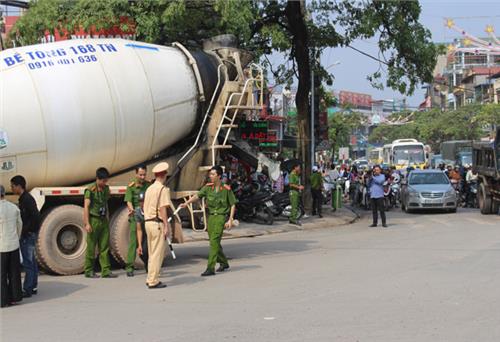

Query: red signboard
[
  {"left": 4, "top": 16, "right": 20, "bottom": 36},
  {"left": 42, "top": 18, "right": 136, "bottom": 43},
  {"left": 339, "top": 90, "right": 372, "bottom": 108}
]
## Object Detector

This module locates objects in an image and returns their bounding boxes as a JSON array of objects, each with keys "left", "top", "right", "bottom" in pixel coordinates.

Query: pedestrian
[
  {"left": 134, "top": 196, "right": 149, "bottom": 273},
  {"left": 288, "top": 164, "right": 304, "bottom": 226},
  {"left": 143, "top": 162, "right": 171, "bottom": 288},
  {"left": 180, "top": 165, "right": 237, "bottom": 276},
  {"left": 349, "top": 165, "right": 360, "bottom": 206},
  {"left": 10, "top": 175, "right": 40, "bottom": 297},
  {"left": 124, "top": 164, "right": 151, "bottom": 277},
  {"left": 1, "top": 185, "right": 23, "bottom": 308},
  {"left": 310, "top": 165, "right": 323, "bottom": 218},
  {"left": 83, "top": 167, "right": 118, "bottom": 278},
  {"left": 367, "top": 165, "right": 387, "bottom": 228}
]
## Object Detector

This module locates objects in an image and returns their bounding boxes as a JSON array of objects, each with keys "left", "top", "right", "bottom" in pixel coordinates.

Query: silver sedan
[{"left": 400, "top": 170, "right": 458, "bottom": 213}]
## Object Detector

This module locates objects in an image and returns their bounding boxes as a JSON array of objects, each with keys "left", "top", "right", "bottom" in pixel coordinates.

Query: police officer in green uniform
[
  {"left": 124, "top": 164, "right": 150, "bottom": 277},
  {"left": 83, "top": 167, "right": 117, "bottom": 278},
  {"left": 289, "top": 164, "right": 304, "bottom": 226},
  {"left": 180, "top": 165, "right": 237, "bottom": 277}
]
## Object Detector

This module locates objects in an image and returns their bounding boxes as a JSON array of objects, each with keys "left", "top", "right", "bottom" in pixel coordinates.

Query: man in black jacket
[{"left": 11, "top": 175, "right": 41, "bottom": 298}]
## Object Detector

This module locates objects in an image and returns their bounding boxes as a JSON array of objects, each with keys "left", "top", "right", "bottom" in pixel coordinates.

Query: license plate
[
  {"left": 265, "top": 201, "right": 273, "bottom": 208},
  {"left": 424, "top": 199, "right": 441, "bottom": 204}
]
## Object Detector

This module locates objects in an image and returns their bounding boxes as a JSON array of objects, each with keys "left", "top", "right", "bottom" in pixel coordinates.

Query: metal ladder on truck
[{"left": 184, "top": 62, "right": 265, "bottom": 231}]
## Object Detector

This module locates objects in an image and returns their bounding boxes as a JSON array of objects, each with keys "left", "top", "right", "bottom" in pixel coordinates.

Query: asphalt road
[{"left": 2, "top": 208, "right": 499, "bottom": 342}]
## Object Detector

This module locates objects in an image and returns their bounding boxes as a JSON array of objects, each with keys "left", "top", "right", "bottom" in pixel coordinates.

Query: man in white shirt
[
  {"left": 0, "top": 185, "right": 23, "bottom": 308},
  {"left": 465, "top": 165, "right": 478, "bottom": 183}
]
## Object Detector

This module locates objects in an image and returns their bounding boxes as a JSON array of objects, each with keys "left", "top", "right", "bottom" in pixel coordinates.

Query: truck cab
[{"left": 472, "top": 129, "right": 500, "bottom": 215}]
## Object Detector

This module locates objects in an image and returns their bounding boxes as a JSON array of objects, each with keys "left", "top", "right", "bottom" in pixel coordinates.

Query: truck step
[
  {"left": 225, "top": 105, "right": 262, "bottom": 110},
  {"left": 221, "top": 124, "right": 238, "bottom": 128},
  {"left": 211, "top": 145, "right": 232, "bottom": 149},
  {"left": 198, "top": 166, "right": 213, "bottom": 171}
]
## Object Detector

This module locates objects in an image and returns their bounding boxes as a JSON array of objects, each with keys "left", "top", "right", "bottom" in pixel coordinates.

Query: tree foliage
[
  {"left": 369, "top": 104, "right": 500, "bottom": 152},
  {"left": 328, "top": 110, "right": 365, "bottom": 157}
]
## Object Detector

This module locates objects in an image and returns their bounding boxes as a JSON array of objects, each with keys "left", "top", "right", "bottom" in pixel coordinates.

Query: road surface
[{"left": 2, "top": 208, "right": 499, "bottom": 342}]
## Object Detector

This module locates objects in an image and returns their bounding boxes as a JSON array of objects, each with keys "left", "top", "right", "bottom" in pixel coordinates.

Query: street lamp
[{"left": 311, "top": 60, "right": 341, "bottom": 165}]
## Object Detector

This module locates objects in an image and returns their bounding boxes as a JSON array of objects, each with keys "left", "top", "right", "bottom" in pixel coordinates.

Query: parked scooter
[
  {"left": 234, "top": 183, "right": 274, "bottom": 225},
  {"left": 270, "top": 191, "right": 305, "bottom": 221}
]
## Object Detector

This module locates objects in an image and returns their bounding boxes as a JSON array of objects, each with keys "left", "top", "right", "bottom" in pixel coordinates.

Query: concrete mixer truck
[{"left": 0, "top": 36, "right": 264, "bottom": 275}]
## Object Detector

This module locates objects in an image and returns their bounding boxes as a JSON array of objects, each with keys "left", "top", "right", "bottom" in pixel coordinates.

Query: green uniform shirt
[
  {"left": 84, "top": 183, "right": 110, "bottom": 218},
  {"left": 124, "top": 178, "right": 150, "bottom": 209},
  {"left": 198, "top": 183, "right": 237, "bottom": 215},
  {"left": 289, "top": 171, "right": 301, "bottom": 191},
  {"left": 310, "top": 172, "right": 323, "bottom": 190}
]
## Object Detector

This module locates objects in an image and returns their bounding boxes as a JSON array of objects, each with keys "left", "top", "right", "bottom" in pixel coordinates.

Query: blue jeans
[{"left": 20, "top": 232, "right": 38, "bottom": 294}]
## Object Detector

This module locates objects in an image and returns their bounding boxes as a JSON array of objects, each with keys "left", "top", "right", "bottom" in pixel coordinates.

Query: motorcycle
[
  {"left": 383, "top": 181, "right": 393, "bottom": 211},
  {"left": 270, "top": 191, "right": 305, "bottom": 221},
  {"left": 451, "top": 179, "right": 466, "bottom": 207},
  {"left": 235, "top": 183, "right": 274, "bottom": 225},
  {"left": 390, "top": 182, "right": 400, "bottom": 208},
  {"left": 467, "top": 181, "right": 478, "bottom": 208}
]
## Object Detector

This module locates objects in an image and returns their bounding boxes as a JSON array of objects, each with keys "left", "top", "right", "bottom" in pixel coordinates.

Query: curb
[{"left": 181, "top": 207, "right": 359, "bottom": 243}]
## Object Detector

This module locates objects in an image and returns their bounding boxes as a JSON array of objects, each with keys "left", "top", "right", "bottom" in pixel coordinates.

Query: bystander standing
[
  {"left": 10, "top": 175, "right": 41, "bottom": 297},
  {"left": 1, "top": 185, "right": 23, "bottom": 307}
]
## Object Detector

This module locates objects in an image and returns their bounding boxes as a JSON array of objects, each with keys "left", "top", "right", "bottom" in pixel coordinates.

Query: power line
[{"left": 347, "top": 44, "right": 389, "bottom": 66}]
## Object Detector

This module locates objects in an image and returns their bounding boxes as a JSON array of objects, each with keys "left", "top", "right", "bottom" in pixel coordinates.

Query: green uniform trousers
[
  {"left": 289, "top": 190, "right": 300, "bottom": 223},
  {"left": 332, "top": 186, "right": 343, "bottom": 209},
  {"left": 126, "top": 219, "right": 137, "bottom": 272},
  {"left": 84, "top": 216, "right": 112, "bottom": 276},
  {"left": 207, "top": 215, "right": 229, "bottom": 272}
]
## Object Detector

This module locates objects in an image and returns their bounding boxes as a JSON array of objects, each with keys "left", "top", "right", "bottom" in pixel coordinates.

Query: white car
[{"left": 400, "top": 170, "right": 458, "bottom": 213}]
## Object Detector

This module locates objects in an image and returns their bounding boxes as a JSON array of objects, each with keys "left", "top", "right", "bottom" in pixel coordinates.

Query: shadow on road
[
  {"left": 18, "top": 281, "right": 86, "bottom": 305},
  {"left": 170, "top": 239, "right": 318, "bottom": 267}
]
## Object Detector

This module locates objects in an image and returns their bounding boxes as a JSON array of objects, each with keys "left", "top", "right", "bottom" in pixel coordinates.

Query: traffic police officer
[
  {"left": 124, "top": 164, "right": 150, "bottom": 277},
  {"left": 289, "top": 164, "right": 304, "bottom": 226},
  {"left": 143, "top": 162, "right": 171, "bottom": 289},
  {"left": 83, "top": 167, "right": 117, "bottom": 278},
  {"left": 180, "top": 165, "right": 237, "bottom": 276}
]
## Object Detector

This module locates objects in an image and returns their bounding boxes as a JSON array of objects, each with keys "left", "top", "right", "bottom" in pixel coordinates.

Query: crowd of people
[
  {"left": 1, "top": 162, "right": 237, "bottom": 307},
  {"left": 1, "top": 156, "right": 481, "bottom": 308}
]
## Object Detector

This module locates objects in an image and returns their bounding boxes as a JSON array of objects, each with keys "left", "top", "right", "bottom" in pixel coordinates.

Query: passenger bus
[
  {"left": 368, "top": 148, "right": 383, "bottom": 165},
  {"left": 382, "top": 139, "right": 427, "bottom": 170}
]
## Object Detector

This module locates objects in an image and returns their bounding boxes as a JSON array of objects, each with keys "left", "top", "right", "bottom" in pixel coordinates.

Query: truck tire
[
  {"left": 109, "top": 206, "right": 144, "bottom": 269},
  {"left": 478, "top": 183, "right": 493, "bottom": 215},
  {"left": 36, "top": 205, "right": 86, "bottom": 275},
  {"left": 492, "top": 200, "right": 499, "bottom": 215}
]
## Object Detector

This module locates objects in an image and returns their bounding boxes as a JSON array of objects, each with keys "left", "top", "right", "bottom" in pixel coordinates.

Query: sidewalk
[{"left": 181, "top": 206, "right": 359, "bottom": 243}]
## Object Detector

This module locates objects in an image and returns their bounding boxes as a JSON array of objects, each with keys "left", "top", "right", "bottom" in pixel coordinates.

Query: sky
[{"left": 317, "top": 0, "right": 500, "bottom": 107}]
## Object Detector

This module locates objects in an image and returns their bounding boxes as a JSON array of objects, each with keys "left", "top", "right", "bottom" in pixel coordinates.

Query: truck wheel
[
  {"left": 36, "top": 205, "right": 86, "bottom": 275},
  {"left": 109, "top": 206, "right": 145, "bottom": 269},
  {"left": 478, "top": 183, "right": 493, "bottom": 215},
  {"left": 492, "top": 201, "right": 499, "bottom": 215}
]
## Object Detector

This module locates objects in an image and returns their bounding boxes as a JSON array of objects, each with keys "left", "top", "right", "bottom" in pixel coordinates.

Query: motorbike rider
[
  {"left": 465, "top": 165, "right": 478, "bottom": 208},
  {"left": 349, "top": 165, "right": 360, "bottom": 206}
]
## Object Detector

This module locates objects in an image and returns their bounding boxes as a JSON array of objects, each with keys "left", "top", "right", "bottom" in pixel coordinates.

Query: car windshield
[
  {"left": 409, "top": 173, "right": 449, "bottom": 185},
  {"left": 394, "top": 145, "right": 425, "bottom": 164}
]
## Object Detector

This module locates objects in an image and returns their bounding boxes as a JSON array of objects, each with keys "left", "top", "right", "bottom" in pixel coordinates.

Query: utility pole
[
  {"left": 0, "top": 8, "right": 4, "bottom": 51},
  {"left": 311, "top": 65, "right": 315, "bottom": 165}
]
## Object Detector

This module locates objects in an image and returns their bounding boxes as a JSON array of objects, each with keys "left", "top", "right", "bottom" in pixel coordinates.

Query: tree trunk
[{"left": 285, "top": 0, "right": 313, "bottom": 212}]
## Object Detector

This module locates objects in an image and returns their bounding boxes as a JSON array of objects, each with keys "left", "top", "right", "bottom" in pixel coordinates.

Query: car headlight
[
  {"left": 445, "top": 189, "right": 455, "bottom": 197},
  {"left": 408, "top": 187, "right": 418, "bottom": 195}
]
